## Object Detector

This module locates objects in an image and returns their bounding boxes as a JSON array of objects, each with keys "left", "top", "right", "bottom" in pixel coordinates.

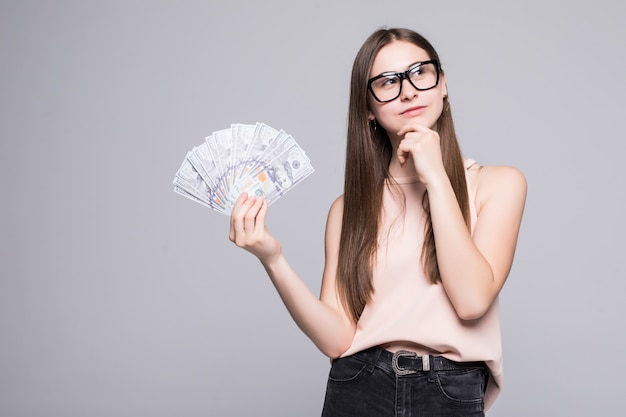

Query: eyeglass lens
[{"left": 370, "top": 62, "right": 439, "bottom": 102}]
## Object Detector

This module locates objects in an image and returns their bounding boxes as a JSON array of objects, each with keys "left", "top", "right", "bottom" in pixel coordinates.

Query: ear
[
  {"left": 440, "top": 72, "right": 448, "bottom": 98},
  {"left": 367, "top": 110, "right": 375, "bottom": 121}
]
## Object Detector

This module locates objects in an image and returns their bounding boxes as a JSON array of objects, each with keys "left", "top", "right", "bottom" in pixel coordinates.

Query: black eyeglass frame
[{"left": 367, "top": 59, "right": 441, "bottom": 103}]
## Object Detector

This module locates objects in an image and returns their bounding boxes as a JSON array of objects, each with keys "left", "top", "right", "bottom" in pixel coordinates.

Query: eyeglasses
[{"left": 367, "top": 60, "right": 441, "bottom": 103}]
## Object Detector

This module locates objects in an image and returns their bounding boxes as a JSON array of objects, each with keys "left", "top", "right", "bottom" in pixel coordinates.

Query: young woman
[{"left": 229, "top": 27, "right": 526, "bottom": 416}]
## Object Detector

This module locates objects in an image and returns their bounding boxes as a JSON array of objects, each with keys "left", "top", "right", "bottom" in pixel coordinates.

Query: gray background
[{"left": 1, "top": 1, "right": 624, "bottom": 416}]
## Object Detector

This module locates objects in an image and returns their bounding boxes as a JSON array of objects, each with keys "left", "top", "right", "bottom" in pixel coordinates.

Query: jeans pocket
[
  {"left": 327, "top": 355, "right": 369, "bottom": 384},
  {"left": 434, "top": 368, "right": 486, "bottom": 404}
]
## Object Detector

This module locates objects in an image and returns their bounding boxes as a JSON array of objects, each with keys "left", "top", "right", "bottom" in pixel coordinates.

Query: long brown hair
[{"left": 337, "top": 28, "right": 470, "bottom": 323}]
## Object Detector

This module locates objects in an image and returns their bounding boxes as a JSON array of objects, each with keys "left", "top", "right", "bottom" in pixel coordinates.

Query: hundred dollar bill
[
  {"left": 173, "top": 122, "right": 314, "bottom": 215},
  {"left": 173, "top": 153, "right": 228, "bottom": 213},
  {"left": 188, "top": 143, "right": 228, "bottom": 205},
  {"left": 210, "top": 128, "right": 235, "bottom": 189},
  {"left": 226, "top": 162, "right": 280, "bottom": 205},
  {"left": 235, "top": 126, "right": 288, "bottom": 188},
  {"left": 235, "top": 123, "right": 277, "bottom": 178},
  {"left": 204, "top": 133, "right": 234, "bottom": 205},
  {"left": 173, "top": 186, "right": 214, "bottom": 210},
  {"left": 231, "top": 123, "right": 258, "bottom": 184},
  {"left": 247, "top": 138, "right": 314, "bottom": 202}
]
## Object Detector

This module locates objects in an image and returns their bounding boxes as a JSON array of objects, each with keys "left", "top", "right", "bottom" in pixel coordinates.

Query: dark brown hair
[{"left": 337, "top": 28, "right": 470, "bottom": 323}]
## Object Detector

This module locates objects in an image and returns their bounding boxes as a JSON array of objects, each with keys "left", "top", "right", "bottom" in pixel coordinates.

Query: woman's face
[{"left": 367, "top": 40, "right": 447, "bottom": 139}]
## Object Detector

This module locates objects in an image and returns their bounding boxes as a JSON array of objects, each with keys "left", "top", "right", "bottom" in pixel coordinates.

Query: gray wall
[{"left": 2, "top": 1, "right": 624, "bottom": 416}]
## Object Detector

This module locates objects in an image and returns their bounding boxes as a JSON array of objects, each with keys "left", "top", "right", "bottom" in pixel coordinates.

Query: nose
[{"left": 399, "top": 77, "right": 418, "bottom": 100}]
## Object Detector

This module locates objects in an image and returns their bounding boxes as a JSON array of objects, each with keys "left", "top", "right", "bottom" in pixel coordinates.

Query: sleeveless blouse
[{"left": 340, "top": 159, "right": 502, "bottom": 410}]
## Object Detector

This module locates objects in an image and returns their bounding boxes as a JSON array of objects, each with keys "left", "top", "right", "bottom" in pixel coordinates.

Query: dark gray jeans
[{"left": 321, "top": 347, "right": 488, "bottom": 417}]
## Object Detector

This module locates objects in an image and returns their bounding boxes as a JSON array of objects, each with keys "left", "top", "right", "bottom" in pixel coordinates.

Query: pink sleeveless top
[{"left": 340, "top": 159, "right": 502, "bottom": 410}]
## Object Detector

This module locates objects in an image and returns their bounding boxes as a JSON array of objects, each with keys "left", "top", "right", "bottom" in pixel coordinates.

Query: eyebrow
[{"left": 372, "top": 60, "right": 427, "bottom": 77}]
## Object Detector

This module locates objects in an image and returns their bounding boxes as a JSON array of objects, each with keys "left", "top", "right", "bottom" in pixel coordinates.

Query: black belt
[{"left": 351, "top": 346, "right": 486, "bottom": 376}]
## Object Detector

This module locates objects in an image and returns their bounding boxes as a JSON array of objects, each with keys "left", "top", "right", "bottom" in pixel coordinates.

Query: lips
[{"left": 401, "top": 106, "right": 426, "bottom": 116}]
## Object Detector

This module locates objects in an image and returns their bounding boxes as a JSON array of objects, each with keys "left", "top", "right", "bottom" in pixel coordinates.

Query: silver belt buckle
[{"left": 392, "top": 350, "right": 419, "bottom": 375}]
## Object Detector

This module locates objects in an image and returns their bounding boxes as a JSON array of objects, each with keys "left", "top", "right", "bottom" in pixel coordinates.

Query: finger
[
  {"left": 397, "top": 148, "right": 408, "bottom": 167},
  {"left": 232, "top": 193, "right": 256, "bottom": 219},
  {"left": 232, "top": 192, "right": 250, "bottom": 214},
  {"left": 397, "top": 122, "right": 430, "bottom": 137},
  {"left": 230, "top": 192, "right": 249, "bottom": 222},
  {"left": 254, "top": 198, "right": 269, "bottom": 234},
  {"left": 243, "top": 196, "right": 262, "bottom": 232},
  {"left": 231, "top": 194, "right": 256, "bottom": 236},
  {"left": 235, "top": 192, "right": 249, "bottom": 205},
  {"left": 230, "top": 192, "right": 249, "bottom": 235}
]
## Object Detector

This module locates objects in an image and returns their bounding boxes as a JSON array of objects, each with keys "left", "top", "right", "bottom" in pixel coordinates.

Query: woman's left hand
[{"left": 397, "top": 122, "right": 447, "bottom": 186}]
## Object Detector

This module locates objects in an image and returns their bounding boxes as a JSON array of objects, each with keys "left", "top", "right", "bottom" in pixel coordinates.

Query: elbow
[
  {"left": 317, "top": 332, "right": 354, "bottom": 359},
  {"left": 453, "top": 298, "right": 493, "bottom": 321},
  {"left": 321, "top": 346, "right": 348, "bottom": 360},
  {"left": 456, "top": 308, "right": 487, "bottom": 321},
  {"left": 450, "top": 270, "right": 499, "bottom": 321},
  {"left": 319, "top": 338, "right": 352, "bottom": 359}
]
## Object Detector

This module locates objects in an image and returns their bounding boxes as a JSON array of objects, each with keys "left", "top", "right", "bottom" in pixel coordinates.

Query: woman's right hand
[{"left": 229, "top": 192, "right": 282, "bottom": 264}]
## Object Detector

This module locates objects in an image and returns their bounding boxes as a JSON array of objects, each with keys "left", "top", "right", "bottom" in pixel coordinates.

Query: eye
[
  {"left": 374, "top": 75, "right": 400, "bottom": 89},
  {"left": 409, "top": 65, "right": 425, "bottom": 78}
]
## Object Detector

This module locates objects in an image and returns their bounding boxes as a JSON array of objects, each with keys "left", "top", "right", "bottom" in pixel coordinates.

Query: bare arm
[
  {"left": 229, "top": 193, "right": 355, "bottom": 357},
  {"left": 426, "top": 164, "right": 527, "bottom": 320},
  {"left": 396, "top": 122, "right": 527, "bottom": 320}
]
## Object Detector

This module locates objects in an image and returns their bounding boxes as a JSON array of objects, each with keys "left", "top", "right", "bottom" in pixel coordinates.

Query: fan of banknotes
[{"left": 173, "top": 122, "right": 314, "bottom": 215}]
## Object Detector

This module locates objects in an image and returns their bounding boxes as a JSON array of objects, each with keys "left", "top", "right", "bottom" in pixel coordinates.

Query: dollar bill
[
  {"left": 173, "top": 123, "right": 314, "bottom": 215},
  {"left": 173, "top": 153, "right": 228, "bottom": 213}
]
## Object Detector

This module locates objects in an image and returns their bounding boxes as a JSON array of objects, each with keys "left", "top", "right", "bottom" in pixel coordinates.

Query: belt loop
[
  {"left": 422, "top": 354, "right": 430, "bottom": 372},
  {"left": 427, "top": 355, "right": 435, "bottom": 381},
  {"left": 366, "top": 347, "right": 384, "bottom": 373}
]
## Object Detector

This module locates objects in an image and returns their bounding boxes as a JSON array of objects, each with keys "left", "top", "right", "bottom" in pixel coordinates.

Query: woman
[{"left": 229, "top": 27, "right": 526, "bottom": 416}]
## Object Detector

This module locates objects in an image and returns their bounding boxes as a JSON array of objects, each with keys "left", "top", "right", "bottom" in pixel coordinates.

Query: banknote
[
  {"left": 173, "top": 152, "right": 228, "bottom": 213},
  {"left": 173, "top": 123, "right": 314, "bottom": 214},
  {"left": 238, "top": 139, "right": 313, "bottom": 203}
]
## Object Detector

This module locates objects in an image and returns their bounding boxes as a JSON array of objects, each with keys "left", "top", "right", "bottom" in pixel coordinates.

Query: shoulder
[
  {"left": 480, "top": 165, "right": 526, "bottom": 190},
  {"left": 475, "top": 165, "right": 527, "bottom": 214},
  {"left": 324, "top": 195, "right": 344, "bottom": 253},
  {"left": 326, "top": 195, "right": 344, "bottom": 234},
  {"left": 327, "top": 194, "right": 345, "bottom": 219}
]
